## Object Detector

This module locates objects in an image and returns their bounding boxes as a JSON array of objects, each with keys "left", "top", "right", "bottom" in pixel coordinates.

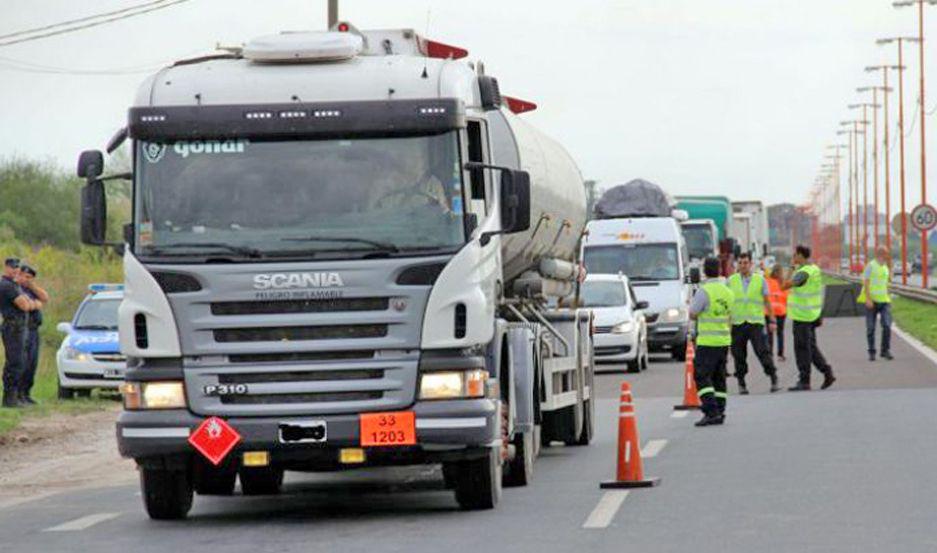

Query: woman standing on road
[{"left": 765, "top": 264, "right": 788, "bottom": 361}]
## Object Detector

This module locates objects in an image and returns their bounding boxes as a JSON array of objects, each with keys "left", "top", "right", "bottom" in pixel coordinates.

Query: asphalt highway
[{"left": 2, "top": 317, "right": 936, "bottom": 553}]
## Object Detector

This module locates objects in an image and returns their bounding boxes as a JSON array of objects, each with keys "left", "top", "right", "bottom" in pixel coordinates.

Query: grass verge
[
  {"left": 891, "top": 296, "right": 937, "bottom": 351},
  {"left": 0, "top": 352, "right": 114, "bottom": 436}
]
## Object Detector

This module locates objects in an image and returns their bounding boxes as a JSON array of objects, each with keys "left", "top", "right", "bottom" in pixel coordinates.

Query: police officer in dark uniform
[
  {"left": 1, "top": 258, "right": 42, "bottom": 408},
  {"left": 18, "top": 265, "right": 48, "bottom": 405}
]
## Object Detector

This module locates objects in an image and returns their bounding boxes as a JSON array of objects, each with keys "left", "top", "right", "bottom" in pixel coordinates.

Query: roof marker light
[
  {"left": 140, "top": 114, "right": 167, "bottom": 122},
  {"left": 245, "top": 111, "right": 274, "bottom": 120},
  {"left": 278, "top": 110, "right": 308, "bottom": 119},
  {"left": 502, "top": 95, "right": 537, "bottom": 114},
  {"left": 337, "top": 22, "right": 350, "bottom": 32},
  {"left": 419, "top": 106, "right": 447, "bottom": 115},
  {"left": 313, "top": 110, "right": 342, "bottom": 118}
]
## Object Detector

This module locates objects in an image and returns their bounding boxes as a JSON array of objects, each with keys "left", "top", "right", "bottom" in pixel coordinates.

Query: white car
[
  {"left": 56, "top": 284, "right": 125, "bottom": 399},
  {"left": 581, "top": 274, "right": 649, "bottom": 373}
]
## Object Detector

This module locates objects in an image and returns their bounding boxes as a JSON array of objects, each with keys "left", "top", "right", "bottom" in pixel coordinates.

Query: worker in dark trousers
[
  {"left": 1, "top": 258, "right": 42, "bottom": 408},
  {"left": 859, "top": 246, "right": 893, "bottom": 361},
  {"left": 17, "top": 264, "right": 48, "bottom": 405},
  {"left": 783, "top": 245, "right": 835, "bottom": 391},
  {"left": 688, "top": 257, "right": 734, "bottom": 426},
  {"left": 727, "top": 253, "right": 780, "bottom": 394}
]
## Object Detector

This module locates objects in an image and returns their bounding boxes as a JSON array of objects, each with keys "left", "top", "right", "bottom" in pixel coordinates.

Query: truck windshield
[
  {"left": 583, "top": 244, "right": 680, "bottom": 281},
  {"left": 133, "top": 132, "right": 466, "bottom": 259},
  {"left": 580, "top": 281, "right": 628, "bottom": 308},
  {"left": 75, "top": 299, "right": 120, "bottom": 330},
  {"left": 682, "top": 225, "right": 714, "bottom": 260}
]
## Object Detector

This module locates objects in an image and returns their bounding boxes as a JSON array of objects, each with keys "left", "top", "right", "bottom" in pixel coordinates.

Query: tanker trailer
[{"left": 75, "top": 23, "right": 594, "bottom": 520}]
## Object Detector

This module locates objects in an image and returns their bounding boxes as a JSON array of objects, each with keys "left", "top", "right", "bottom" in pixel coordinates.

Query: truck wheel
[
  {"left": 452, "top": 448, "right": 502, "bottom": 510},
  {"left": 239, "top": 467, "right": 283, "bottom": 496},
  {"left": 140, "top": 468, "right": 193, "bottom": 520},
  {"left": 502, "top": 429, "right": 535, "bottom": 487},
  {"left": 75, "top": 389, "right": 92, "bottom": 398},
  {"left": 57, "top": 382, "right": 73, "bottom": 400},
  {"left": 194, "top": 465, "right": 237, "bottom": 496}
]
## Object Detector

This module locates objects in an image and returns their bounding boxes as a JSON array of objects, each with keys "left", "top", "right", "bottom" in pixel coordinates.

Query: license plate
[
  {"left": 103, "top": 368, "right": 124, "bottom": 379},
  {"left": 359, "top": 411, "right": 416, "bottom": 447},
  {"left": 279, "top": 421, "right": 327, "bottom": 444}
]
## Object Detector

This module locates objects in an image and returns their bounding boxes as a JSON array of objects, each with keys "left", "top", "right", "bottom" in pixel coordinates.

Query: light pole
[
  {"left": 862, "top": 77, "right": 897, "bottom": 253},
  {"left": 837, "top": 130, "right": 856, "bottom": 270},
  {"left": 877, "top": 37, "right": 918, "bottom": 284},
  {"left": 894, "top": 0, "right": 937, "bottom": 286},
  {"left": 849, "top": 103, "right": 877, "bottom": 264},
  {"left": 827, "top": 144, "right": 848, "bottom": 267},
  {"left": 857, "top": 87, "right": 890, "bottom": 252}
]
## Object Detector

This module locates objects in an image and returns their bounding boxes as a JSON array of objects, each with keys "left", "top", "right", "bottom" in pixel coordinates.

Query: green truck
[{"left": 674, "top": 196, "right": 736, "bottom": 275}]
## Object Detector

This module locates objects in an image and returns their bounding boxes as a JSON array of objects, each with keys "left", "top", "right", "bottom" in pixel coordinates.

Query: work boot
[
  {"left": 821, "top": 372, "right": 836, "bottom": 390},
  {"left": 869, "top": 352, "right": 876, "bottom": 362},
  {"left": 770, "top": 375, "right": 780, "bottom": 393},
  {"left": 788, "top": 382, "right": 811, "bottom": 392},
  {"left": 694, "top": 414, "right": 722, "bottom": 427},
  {"left": 2, "top": 395, "right": 21, "bottom": 408},
  {"left": 882, "top": 351, "right": 894, "bottom": 361},
  {"left": 17, "top": 392, "right": 36, "bottom": 405},
  {"left": 737, "top": 378, "right": 749, "bottom": 395}
]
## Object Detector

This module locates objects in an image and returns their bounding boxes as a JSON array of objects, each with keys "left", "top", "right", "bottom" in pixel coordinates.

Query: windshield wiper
[
  {"left": 145, "top": 243, "right": 263, "bottom": 258},
  {"left": 75, "top": 325, "right": 115, "bottom": 330},
  {"left": 281, "top": 236, "right": 399, "bottom": 253}
]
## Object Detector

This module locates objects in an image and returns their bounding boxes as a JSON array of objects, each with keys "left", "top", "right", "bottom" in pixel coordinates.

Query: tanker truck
[{"left": 75, "top": 23, "right": 594, "bottom": 519}]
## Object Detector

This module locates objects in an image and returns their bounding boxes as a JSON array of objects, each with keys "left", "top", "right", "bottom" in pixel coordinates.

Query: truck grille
[
  {"left": 228, "top": 351, "right": 374, "bottom": 364},
  {"left": 211, "top": 297, "right": 388, "bottom": 316},
  {"left": 220, "top": 391, "right": 383, "bottom": 405},
  {"left": 218, "top": 369, "right": 382, "bottom": 384},
  {"left": 213, "top": 324, "right": 387, "bottom": 343}
]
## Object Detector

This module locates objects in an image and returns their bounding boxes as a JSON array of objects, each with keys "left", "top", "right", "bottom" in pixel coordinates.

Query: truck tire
[
  {"left": 452, "top": 447, "right": 502, "bottom": 510},
  {"left": 140, "top": 468, "right": 193, "bottom": 520},
  {"left": 502, "top": 429, "right": 535, "bottom": 487},
  {"left": 194, "top": 465, "right": 237, "bottom": 496},
  {"left": 239, "top": 467, "right": 284, "bottom": 496}
]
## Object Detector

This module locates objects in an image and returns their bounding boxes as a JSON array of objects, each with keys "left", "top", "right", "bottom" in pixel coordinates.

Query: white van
[{"left": 582, "top": 217, "right": 692, "bottom": 360}]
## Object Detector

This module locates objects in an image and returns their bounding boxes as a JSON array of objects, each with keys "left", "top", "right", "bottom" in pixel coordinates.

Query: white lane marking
[
  {"left": 582, "top": 491, "right": 629, "bottom": 529},
  {"left": 893, "top": 323, "right": 937, "bottom": 367},
  {"left": 671, "top": 410, "right": 689, "bottom": 418},
  {"left": 44, "top": 513, "right": 120, "bottom": 532},
  {"left": 640, "top": 439, "right": 668, "bottom": 458}
]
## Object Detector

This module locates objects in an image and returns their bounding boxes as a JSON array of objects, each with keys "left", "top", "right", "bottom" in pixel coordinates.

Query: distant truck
[
  {"left": 732, "top": 201, "right": 769, "bottom": 261},
  {"left": 674, "top": 195, "right": 736, "bottom": 275},
  {"left": 680, "top": 219, "right": 718, "bottom": 263},
  {"left": 76, "top": 24, "right": 595, "bottom": 519}
]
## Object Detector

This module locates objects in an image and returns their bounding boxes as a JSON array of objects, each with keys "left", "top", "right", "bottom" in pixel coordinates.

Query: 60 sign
[{"left": 911, "top": 203, "right": 937, "bottom": 233}]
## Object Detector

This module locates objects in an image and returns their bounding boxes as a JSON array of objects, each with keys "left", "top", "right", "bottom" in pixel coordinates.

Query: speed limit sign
[{"left": 910, "top": 203, "right": 937, "bottom": 233}]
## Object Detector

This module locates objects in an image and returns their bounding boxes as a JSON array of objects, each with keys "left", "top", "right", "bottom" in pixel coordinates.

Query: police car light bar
[{"left": 89, "top": 283, "right": 124, "bottom": 293}]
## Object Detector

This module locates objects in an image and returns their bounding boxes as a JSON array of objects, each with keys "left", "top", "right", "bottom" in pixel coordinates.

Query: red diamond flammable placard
[{"left": 188, "top": 416, "right": 241, "bottom": 466}]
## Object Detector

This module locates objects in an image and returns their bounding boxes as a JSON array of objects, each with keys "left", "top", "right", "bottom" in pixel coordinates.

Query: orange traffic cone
[
  {"left": 673, "top": 341, "right": 701, "bottom": 410},
  {"left": 601, "top": 382, "right": 661, "bottom": 489}
]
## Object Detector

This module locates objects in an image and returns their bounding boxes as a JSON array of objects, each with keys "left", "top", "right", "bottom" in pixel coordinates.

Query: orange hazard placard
[{"left": 359, "top": 411, "right": 416, "bottom": 447}]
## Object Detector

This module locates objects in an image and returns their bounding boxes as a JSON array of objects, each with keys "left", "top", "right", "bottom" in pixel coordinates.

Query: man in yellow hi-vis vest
[
  {"left": 783, "top": 245, "right": 835, "bottom": 391},
  {"left": 688, "top": 257, "right": 734, "bottom": 426},
  {"left": 727, "top": 252, "right": 780, "bottom": 394},
  {"left": 859, "top": 246, "right": 893, "bottom": 361}
]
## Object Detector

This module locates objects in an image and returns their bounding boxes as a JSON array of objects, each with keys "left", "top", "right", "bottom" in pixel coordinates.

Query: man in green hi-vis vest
[
  {"left": 688, "top": 257, "right": 734, "bottom": 427},
  {"left": 727, "top": 252, "right": 780, "bottom": 394},
  {"left": 859, "top": 245, "right": 893, "bottom": 362},
  {"left": 783, "top": 245, "right": 835, "bottom": 391}
]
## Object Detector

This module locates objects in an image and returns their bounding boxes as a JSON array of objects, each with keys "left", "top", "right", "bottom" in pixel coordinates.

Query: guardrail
[{"left": 829, "top": 272, "right": 937, "bottom": 305}]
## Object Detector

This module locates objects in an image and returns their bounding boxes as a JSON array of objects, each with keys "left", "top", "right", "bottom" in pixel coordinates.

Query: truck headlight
[
  {"left": 611, "top": 321, "right": 635, "bottom": 334},
  {"left": 659, "top": 307, "right": 687, "bottom": 323},
  {"left": 121, "top": 381, "right": 187, "bottom": 410},
  {"left": 64, "top": 346, "right": 92, "bottom": 362},
  {"left": 419, "top": 369, "right": 488, "bottom": 400}
]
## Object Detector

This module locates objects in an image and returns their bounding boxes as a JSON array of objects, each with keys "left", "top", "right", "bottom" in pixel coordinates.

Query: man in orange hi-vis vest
[{"left": 764, "top": 264, "right": 788, "bottom": 362}]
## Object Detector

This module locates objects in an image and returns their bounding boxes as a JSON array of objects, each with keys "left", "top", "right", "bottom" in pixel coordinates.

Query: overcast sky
[{"left": 2, "top": 0, "right": 936, "bottom": 209}]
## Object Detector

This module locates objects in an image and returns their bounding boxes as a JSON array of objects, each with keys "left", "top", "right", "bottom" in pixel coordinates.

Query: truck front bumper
[
  {"left": 116, "top": 398, "right": 499, "bottom": 468},
  {"left": 647, "top": 321, "right": 688, "bottom": 351}
]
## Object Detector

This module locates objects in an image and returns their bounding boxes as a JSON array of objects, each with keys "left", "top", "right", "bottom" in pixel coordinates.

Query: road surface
[{"left": 1, "top": 317, "right": 935, "bottom": 553}]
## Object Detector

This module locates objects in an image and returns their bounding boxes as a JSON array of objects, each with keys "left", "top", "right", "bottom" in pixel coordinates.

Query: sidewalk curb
[{"left": 893, "top": 324, "right": 937, "bottom": 367}]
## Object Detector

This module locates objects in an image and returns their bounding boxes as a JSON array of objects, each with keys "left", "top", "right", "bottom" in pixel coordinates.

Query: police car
[{"left": 55, "top": 284, "right": 124, "bottom": 399}]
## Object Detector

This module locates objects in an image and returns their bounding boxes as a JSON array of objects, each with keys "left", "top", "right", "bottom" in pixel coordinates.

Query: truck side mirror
[
  {"left": 635, "top": 300, "right": 649, "bottom": 310},
  {"left": 77, "top": 150, "right": 104, "bottom": 179},
  {"left": 689, "top": 267, "right": 701, "bottom": 284},
  {"left": 81, "top": 179, "right": 107, "bottom": 245},
  {"left": 499, "top": 169, "right": 531, "bottom": 233}
]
